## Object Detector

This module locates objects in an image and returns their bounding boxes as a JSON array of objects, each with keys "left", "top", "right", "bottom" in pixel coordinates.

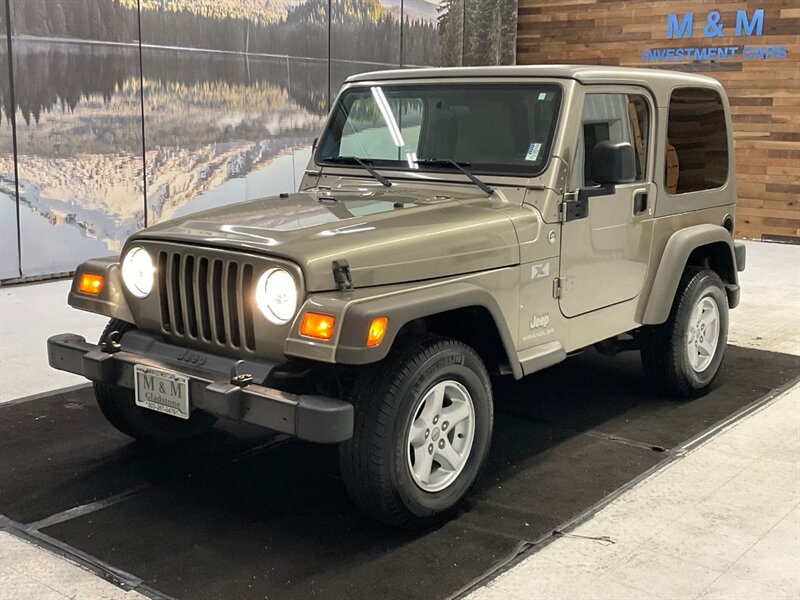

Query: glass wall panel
[
  {"left": 0, "top": 0, "right": 20, "bottom": 279},
  {"left": 11, "top": 0, "right": 145, "bottom": 277},
  {"left": 0, "top": 0, "right": 517, "bottom": 280},
  {"left": 329, "top": 0, "right": 402, "bottom": 102},
  {"left": 403, "top": 0, "right": 462, "bottom": 67},
  {"left": 140, "top": 3, "right": 328, "bottom": 222},
  {"left": 402, "top": 0, "right": 517, "bottom": 68},
  {"left": 464, "top": 0, "right": 517, "bottom": 66}
]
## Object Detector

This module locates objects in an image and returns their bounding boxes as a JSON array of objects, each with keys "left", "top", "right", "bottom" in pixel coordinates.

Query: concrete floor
[{"left": 0, "top": 239, "right": 798, "bottom": 599}]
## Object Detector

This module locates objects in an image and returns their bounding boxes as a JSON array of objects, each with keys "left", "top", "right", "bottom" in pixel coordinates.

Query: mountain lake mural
[{"left": 0, "top": 0, "right": 517, "bottom": 279}]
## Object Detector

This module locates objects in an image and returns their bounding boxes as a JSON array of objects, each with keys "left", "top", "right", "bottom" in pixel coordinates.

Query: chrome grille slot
[{"left": 158, "top": 250, "right": 256, "bottom": 352}]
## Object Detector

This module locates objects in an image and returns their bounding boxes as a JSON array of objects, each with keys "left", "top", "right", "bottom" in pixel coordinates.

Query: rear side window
[{"left": 665, "top": 88, "right": 729, "bottom": 194}]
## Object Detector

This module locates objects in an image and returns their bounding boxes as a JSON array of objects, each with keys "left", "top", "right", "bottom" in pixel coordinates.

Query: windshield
[{"left": 316, "top": 83, "right": 562, "bottom": 177}]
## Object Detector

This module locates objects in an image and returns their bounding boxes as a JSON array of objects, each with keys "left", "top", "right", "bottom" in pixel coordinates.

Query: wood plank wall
[{"left": 516, "top": 0, "right": 800, "bottom": 241}]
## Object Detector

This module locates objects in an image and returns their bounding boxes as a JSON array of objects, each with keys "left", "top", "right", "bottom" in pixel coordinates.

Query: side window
[
  {"left": 576, "top": 93, "right": 650, "bottom": 187},
  {"left": 665, "top": 88, "right": 728, "bottom": 194}
]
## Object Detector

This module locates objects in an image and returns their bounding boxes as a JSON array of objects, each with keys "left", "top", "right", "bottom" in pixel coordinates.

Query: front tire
[
  {"left": 641, "top": 268, "right": 729, "bottom": 397},
  {"left": 94, "top": 319, "right": 217, "bottom": 444},
  {"left": 339, "top": 335, "right": 493, "bottom": 528}
]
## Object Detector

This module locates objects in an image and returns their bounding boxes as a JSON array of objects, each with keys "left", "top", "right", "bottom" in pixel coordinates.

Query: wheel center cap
[{"left": 431, "top": 428, "right": 441, "bottom": 442}]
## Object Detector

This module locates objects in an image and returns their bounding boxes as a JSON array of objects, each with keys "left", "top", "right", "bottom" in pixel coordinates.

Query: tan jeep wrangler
[{"left": 49, "top": 65, "right": 745, "bottom": 528}]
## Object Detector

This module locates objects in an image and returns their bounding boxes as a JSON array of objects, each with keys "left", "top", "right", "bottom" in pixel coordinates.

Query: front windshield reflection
[{"left": 317, "top": 83, "right": 562, "bottom": 177}]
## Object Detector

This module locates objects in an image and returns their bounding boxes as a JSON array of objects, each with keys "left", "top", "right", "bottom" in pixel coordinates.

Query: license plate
[{"left": 134, "top": 365, "right": 190, "bottom": 420}]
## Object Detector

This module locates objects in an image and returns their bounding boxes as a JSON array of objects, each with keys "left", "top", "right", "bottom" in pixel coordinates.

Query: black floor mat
[
  {"left": 0, "top": 386, "right": 279, "bottom": 524},
  {"left": 1, "top": 345, "right": 797, "bottom": 600}
]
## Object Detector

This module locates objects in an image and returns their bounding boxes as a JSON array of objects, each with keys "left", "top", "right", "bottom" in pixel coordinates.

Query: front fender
[
  {"left": 640, "top": 224, "right": 738, "bottom": 325},
  {"left": 68, "top": 256, "right": 134, "bottom": 324},
  {"left": 284, "top": 276, "right": 521, "bottom": 377}
]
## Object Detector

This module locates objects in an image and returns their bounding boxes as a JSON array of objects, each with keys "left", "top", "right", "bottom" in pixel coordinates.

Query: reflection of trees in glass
[
  {"left": 6, "top": 45, "right": 131, "bottom": 128},
  {"left": 1, "top": 44, "right": 329, "bottom": 142},
  {"left": 142, "top": 77, "right": 323, "bottom": 150},
  {"left": 141, "top": 50, "right": 329, "bottom": 118},
  {"left": 0, "top": 51, "right": 14, "bottom": 129},
  {"left": 464, "top": 0, "right": 517, "bottom": 65},
  {"left": 437, "top": 0, "right": 517, "bottom": 66},
  {"left": 8, "top": 0, "right": 439, "bottom": 66},
  {"left": 328, "top": 0, "right": 401, "bottom": 61},
  {"left": 437, "top": 0, "right": 463, "bottom": 66},
  {"left": 120, "top": 0, "right": 300, "bottom": 26},
  {"left": 10, "top": 0, "right": 137, "bottom": 42},
  {"left": 403, "top": 15, "right": 439, "bottom": 67}
]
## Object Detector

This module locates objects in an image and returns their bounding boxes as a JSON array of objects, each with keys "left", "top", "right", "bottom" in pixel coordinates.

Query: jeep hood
[{"left": 132, "top": 188, "right": 519, "bottom": 291}]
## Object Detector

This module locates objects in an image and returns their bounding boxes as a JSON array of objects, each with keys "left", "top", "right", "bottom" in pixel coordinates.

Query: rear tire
[
  {"left": 641, "top": 268, "right": 729, "bottom": 398},
  {"left": 339, "top": 335, "right": 493, "bottom": 529},
  {"left": 94, "top": 319, "right": 217, "bottom": 443}
]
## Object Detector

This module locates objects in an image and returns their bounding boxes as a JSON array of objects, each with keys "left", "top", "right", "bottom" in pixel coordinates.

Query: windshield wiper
[
  {"left": 414, "top": 159, "right": 494, "bottom": 196},
  {"left": 321, "top": 156, "right": 392, "bottom": 188}
]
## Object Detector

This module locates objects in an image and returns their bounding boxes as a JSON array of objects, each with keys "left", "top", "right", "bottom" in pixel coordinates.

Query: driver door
[{"left": 558, "top": 88, "right": 655, "bottom": 318}]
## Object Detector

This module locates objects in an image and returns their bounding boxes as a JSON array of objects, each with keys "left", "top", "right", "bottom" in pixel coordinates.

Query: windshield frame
[{"left": 314, "top": 79, "right": 565, "bottom": 180}]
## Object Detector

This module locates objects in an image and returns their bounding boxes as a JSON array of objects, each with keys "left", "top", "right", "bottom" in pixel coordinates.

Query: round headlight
[
  {"left": 255, "top": 268, "right": 298, "bottom": 325},
  {"left": 121, "top": 246, "right": 154, "bottom": 298}
]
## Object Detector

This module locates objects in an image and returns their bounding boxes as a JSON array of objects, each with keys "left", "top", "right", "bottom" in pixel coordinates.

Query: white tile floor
[
  {"left": 0, "top": 240, "right": 798, "bottom": 599},
  {"left": 727, "top": 241, "right": 800, "bottom": 356},
  {"left": 0, "top": 279, "right": 106, "bottom": 403},
  {"left": 0, "top": 533, "right": 146, "bottom": 600}
]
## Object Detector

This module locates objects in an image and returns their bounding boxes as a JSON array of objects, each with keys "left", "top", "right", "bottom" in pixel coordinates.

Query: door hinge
[
  {"left": 558, "top": 193, "right": 571, "bottom": 223},
  {"left": 559, "top": 192, "right": 578, "bottom": 223},
  {"left": 553, "top": 277, "right": 563, "bottom": 299}
]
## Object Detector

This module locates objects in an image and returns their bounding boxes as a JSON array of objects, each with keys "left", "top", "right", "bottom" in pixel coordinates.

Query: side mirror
[
  {"left": 563, "top": 141, "right": 637, "bottom": 222},
  {"left": 312, "top": 137, "right": 319, "bottom": 152},
  {"left": 590, "top": 141, "right": 636, "bottom": 185}
]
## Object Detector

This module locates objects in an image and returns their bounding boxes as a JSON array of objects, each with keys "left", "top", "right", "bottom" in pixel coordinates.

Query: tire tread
[
  {"left": 339, "top": 335, "right": 491, "bottom": 528},
  {"left": 641, "top": 267, "right": 728, "bottom": 398}
]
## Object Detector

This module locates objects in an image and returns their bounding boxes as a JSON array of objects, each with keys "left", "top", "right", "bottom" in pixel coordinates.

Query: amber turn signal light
[
  {"left": 367, "top": 316, "right": 388, "bottom": 347},
  {"left": 299, "top": 312, "right": 336, "bottom": 340},
  {"left": 78, "top": 273, "right": 104, "bottom": 295}
]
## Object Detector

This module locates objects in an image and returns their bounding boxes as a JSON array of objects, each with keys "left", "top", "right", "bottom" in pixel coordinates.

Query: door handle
[{"left": 633, "top": 189, "right": 648, "bottom": 215}]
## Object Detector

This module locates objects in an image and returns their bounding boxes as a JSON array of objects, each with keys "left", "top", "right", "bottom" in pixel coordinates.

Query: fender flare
[
  {"left": 286, "top": 281, "right": 522, "bottom": 378},
  {"left": 68, "top": 256, "right": 135, "bottom": 324},
  {"left": 640, "top": 224, "right": 738, "bottom": 325}
]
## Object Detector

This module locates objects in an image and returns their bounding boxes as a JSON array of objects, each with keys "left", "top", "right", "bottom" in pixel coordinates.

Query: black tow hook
[
  {"left": 100, "top": 330, "right": 122, "bottom": 354},
  {"left": 230, "top": 360, "right": 254, "bottom": 387}
]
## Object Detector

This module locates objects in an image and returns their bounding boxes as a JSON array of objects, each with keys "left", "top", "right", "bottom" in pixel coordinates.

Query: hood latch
[{"left": 332, "top": 259, "right": 354, "bottom": 292}]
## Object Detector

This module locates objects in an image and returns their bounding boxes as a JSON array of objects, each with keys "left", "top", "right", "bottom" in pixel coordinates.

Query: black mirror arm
[
  {"left": 563, "top": 184, "right": 615, "bottom": 221},
  {"left": 578, "top": 183, "right": 615, "bottom": 202}
]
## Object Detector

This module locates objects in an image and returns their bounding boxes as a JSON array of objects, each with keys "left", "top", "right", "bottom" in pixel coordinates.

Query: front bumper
[{"left": 47, "top": 331, "right": 353, "bottom": 443}]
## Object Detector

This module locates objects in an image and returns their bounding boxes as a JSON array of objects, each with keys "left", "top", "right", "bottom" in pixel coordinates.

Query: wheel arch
[
  {"left": 397, "top": 306, "right": 514, "bottom": 378},
  {"left": 640, "top": 224, "right": 739, "bottom": 325},
  {"left": 333, "top": 282, "right": 523, "bottom": 379}
]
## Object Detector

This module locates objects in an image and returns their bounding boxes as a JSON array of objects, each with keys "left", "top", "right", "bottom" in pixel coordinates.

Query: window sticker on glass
[
  {"left": 538, "top": 92, "right": 548, "bottom": 100},
  {"left": 525, "top": 142, "right": 542, "bottom": 161}
]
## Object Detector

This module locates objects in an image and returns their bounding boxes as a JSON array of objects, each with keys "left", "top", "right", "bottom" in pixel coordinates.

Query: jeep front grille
[{"left": 157, "top": 250, "right": 256, "bottom": 352}]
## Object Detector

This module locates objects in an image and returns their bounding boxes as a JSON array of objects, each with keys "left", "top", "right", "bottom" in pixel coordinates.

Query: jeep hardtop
[{"left": 49, "top": 65, "right": 745, "bottom": 527}]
